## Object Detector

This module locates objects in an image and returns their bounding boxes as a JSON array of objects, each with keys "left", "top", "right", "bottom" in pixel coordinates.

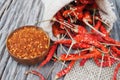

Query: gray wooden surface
[
  {"left": 0, "top": 0, "right": 53, "bottom": 80},
  {"left": 0, "top": 0, "right": 120, "bottom": 80}
]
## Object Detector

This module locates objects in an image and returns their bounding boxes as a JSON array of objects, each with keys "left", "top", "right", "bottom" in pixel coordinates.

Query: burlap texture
[{"left": 64, "top": 60, "right": 120, "bottom": 80}]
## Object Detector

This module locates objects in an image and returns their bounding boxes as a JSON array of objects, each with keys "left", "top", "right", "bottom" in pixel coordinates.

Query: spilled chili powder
[{"left": 7, "top": 26, "right": 49, "bottom": 59}]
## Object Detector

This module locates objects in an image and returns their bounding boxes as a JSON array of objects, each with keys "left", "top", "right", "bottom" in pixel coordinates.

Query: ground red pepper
[{"left": 7, "top": 26, "right": 50, "bottom": 59}]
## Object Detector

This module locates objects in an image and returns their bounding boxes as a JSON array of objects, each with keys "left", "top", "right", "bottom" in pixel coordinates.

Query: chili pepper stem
[
  {"left": 35, "top": 18, "right": 77, "bottom": 33},
  {"left": 60, "top": 41, "right": 75, "bottom": 70},
  {"left": 53, "top": 55, "right": 68, "bottom": 67},
  {"left": 95, "top": 16, "right": 110, "bottom": 27},
  {"left": 83, "top": 18, "right": 106, "bottom": 37},
  {"left": 46, "top": 62, "right": 57, "bottom": 79},
  {"left": 65, "top": 6, "right": 77, "bottom": 23},
  {"left": 97, "top": 48, "right": 110, "bottom": 54},
  {"left": 59, "top": 27, "right": 76, "bottom": 75},
  {"left": 97, "top": 54, "right": 104, "bottom": 80},
  {"left": 101, "top": 43, "right": 120, "bottom": 47},
  {"left": 110, "top": 52, "right": 120, "bottom": 61},
  {"left": 53, "top": 18, "right": 77, "bottom": 32},
  {"left": 70, "top": 8, "right": 78, "bottom": 19},
  {"left": 35, "top": 19, "right": 52, "bottom": 25},
  {"left": 36, "top": 17, "right": 78, "bottom": 33}
]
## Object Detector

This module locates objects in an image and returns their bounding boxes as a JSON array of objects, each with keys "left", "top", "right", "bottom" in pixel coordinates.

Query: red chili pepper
[
  {"left": 80, "top": 59, "right": 88, "bottom": 66},
  {"left": 94, "top": 56, "right": 115, "bottom": 67},
  {"left": 90, "top": 33, "right": 107, "bottom": 43},
  {"left": 55, "top": 11, "right": 64, "bottom": 21},
  {"left": 38, "top": 44, "right": 58, "bottom": 69},
  {"left": 77, "top": 25, "right": 88, "bottom": 34},
  {"left": 100, "top": 25, "right": 109, "bottom": 36},
  {"left": 26, "top": 70, "right": 46, "bottom": 80},
  {"left": 103, "top": 36, "right": 120, "bottom": 45},
  {"left": 72, "top": 43, "right": 91, "bottom": 49},
  {"left": 111, "top": 46, "right": 120, "bottom": 56},
  {"left": 74, "top": 33, "right": 99, "bottom": 46},
  {"left": 91, "top": 21, "right": 101, "bottom": 33},
  {"left": 91, "top": 32, "right": 120, "bottom": 45},
  {"left": 55, "top": 60, "right": 76, "bottom": 79},
  {"left": 91, "top": 33, "right": 120, "bottom": 45},
  {"left": 74, "top": 33, "right": 101, "bottom": 48},
  {"left": 113, "top": 63, "right": 120, "bottom": 80},
  {"left": 54, "top": 11, "right": 65, "bottom": 29},
  {"left": 83, "top": 11, "right": 92, "bottom": 23},
  {"left": 52, "top": 22, "right": 66, "bottom": 37},
  {"left": 79, "top": 0, "right": 94, "bottom": 4},
  {"left": 97, "top": 54, "right": 111, "bottom": 61},
  {"left": 55, "top": 39, "right": 91, "bottom": 49},
  {"left": 60, "top": 48, "right": 101, "bottom": 61},
  {"left": 63, "top": 5, "right": 85, "bottom": 18},
  {"left": 55, "top": 39, "right": 72, "bottom": 45},
  {"left": 73, "top": 33, "right": 108, "bottom": 53},
  {"left": 79, "top": 50, "right": 89, "bottom": 55}
]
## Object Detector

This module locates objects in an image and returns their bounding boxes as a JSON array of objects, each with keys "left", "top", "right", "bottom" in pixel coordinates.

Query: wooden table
[{"left": 0, "top": 0, "right": 55, "bottom": 80}]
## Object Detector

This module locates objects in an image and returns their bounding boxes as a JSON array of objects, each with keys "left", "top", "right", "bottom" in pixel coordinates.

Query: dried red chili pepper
[
  {"left": 55, "top": 39, "right": 91, "bottom": 49},
  {"left": 94, "top": 57, "right": 116, "bottom": 67},
  {"left": 77, "top": 25, "right": 88, "bottom": 34},
  {"left": 100, "top": 25, "right": 109, "bottom": 36},
  {"left": 55, "top": 11, "right": 64, "bottom": 21},
  {"left": 60, "top": 48, "right": 101, "bottom": 61},
  {"left": 72, "top": 43, "right": 91, "bottom": 49},
  {"left": 80, "top": 59, "right": 88, "bottom": 66},
  {"left": 52, "top": 22, "right": 66, "bottom": 37},
  {"left": 54, "top": 12, "right": 65, "bottom": 29},
  {"left": 83, "top": 11, "right": 92, "bottom": 23},
  {"left": 90, "top": 33, "right": 107, "bottom": 43},
  {"left": 74, "top": 33, "right": 108, "bottom": 52},
  {"left": 111, "top": 46, "right": 120, "bottom": 56},
  {"left": 38, "top": 44, "right": 58, "bottom": 69},
  {"left": 55, "top": 60, "right": 76, "bottom": 79},
  {"left": 91, "top": 21, "right": 101, "bottom": 32},
  {"left": 26, "top": 70, "right": 46, "bottom": 80},
  {"left": 79, "top": 0, "right": 94, "bottom": 4},
  {"left": 103, "top": 36, "right": 120, "bottom": 44},
  {"left": 90, "top": 33, "right": 120, "bottom": 45},
  {"left": 63, "top": 5, "right": 85, "bottom": 18},
  {"left": 113, "top": 63, "right": 120, "bottom": 80}
]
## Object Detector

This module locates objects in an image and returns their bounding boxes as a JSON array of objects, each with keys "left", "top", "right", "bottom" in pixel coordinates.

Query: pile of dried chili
[{"left": 6, "top": 26, "right": 50, "bottom": 65}]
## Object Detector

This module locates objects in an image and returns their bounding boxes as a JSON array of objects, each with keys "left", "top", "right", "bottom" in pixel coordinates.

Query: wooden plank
[{"left": 0, "top": 0, "right": 48, "bottom": 80}]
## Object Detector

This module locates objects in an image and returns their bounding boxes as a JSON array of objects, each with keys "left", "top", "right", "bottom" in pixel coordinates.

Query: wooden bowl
[{"left": 6, "top": 25, "right": 50, "bottom": 65}]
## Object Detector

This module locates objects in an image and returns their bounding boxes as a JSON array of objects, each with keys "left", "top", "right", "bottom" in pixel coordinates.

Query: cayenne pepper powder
[{"left": 7, "top": 26, "right": 50, "bottom": 61}]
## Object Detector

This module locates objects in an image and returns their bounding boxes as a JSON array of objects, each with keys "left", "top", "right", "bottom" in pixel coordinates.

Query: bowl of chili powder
[{"left": 6, "top": 25, "right": 50, "bottom": 65}]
